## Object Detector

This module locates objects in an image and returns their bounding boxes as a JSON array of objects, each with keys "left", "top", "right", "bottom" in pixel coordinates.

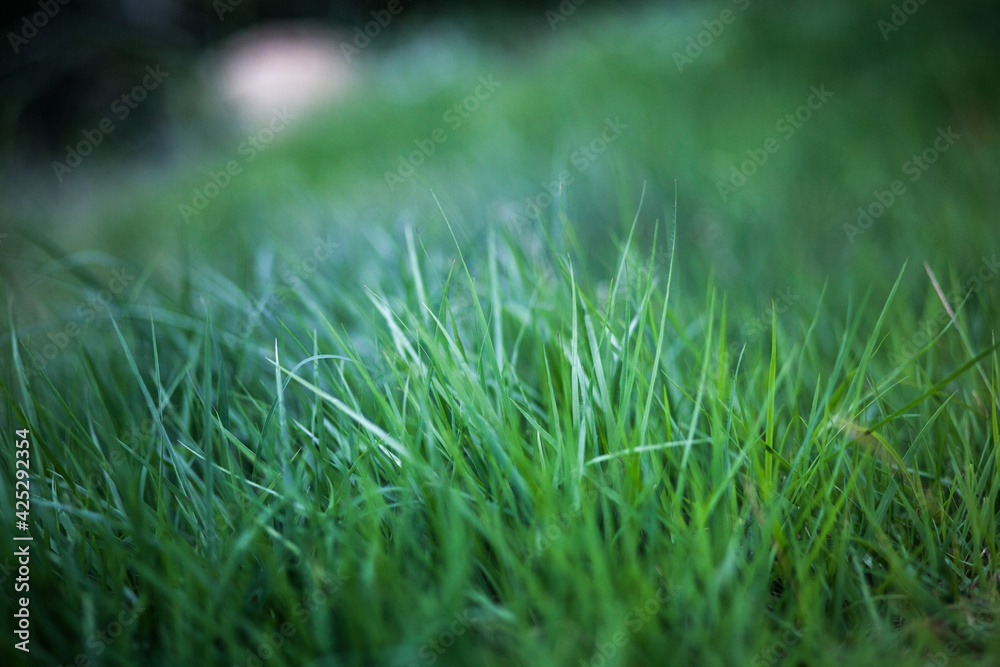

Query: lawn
[{"left": 1, "top": 2, "right": 999, "bottom": 665}]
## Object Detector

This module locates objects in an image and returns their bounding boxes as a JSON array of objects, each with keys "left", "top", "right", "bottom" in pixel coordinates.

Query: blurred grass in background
[{"left": 3, "top": 1, "right": 997, "bottom": 317}]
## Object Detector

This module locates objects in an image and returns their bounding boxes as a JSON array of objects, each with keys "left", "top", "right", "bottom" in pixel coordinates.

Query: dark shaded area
[{"left": 1, "top": 0, "right": 645, "bottom": 159}]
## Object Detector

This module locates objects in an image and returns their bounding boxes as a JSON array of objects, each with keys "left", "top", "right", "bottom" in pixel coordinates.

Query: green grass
[{"left": 1, "top": 3, "right": 999, "bottom": 666}]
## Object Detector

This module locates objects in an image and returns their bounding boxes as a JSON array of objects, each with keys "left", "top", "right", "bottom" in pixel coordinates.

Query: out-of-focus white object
[{"left": 208, "top": 23, "right": 353, "bottom": 126}]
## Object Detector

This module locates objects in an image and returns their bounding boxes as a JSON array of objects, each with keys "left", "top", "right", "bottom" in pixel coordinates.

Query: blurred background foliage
[{"left": 1, "top": 0, "right": 998, "bottom": 360}]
